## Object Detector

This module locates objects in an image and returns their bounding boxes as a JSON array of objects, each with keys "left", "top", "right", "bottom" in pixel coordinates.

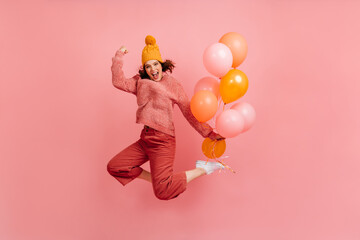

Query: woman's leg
[
  {"left": 185, "top": 168, "right": 206, "bottom": 183},
  {"left": 145, "top": 132, "right": 188, "bottom": 200},
  {"left": 138, "top": 168, "right": 206, "bottom": 184},
  {"left": 107, "top": 139, "right": 148, "bottom": 186},
  {"left": 142, "top": 129, "right": 224, "bottom": 200},
  {"left": 138, "top": 169, "right": 152, "bottom": 183},
  {"left": 186, "top": 161, "right": 225, "bottom": 183}
]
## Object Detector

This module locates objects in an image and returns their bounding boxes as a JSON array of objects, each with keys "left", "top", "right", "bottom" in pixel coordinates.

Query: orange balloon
[
  {"left": 202, "top": 138, "right": 226, "bottom": 159},
  {"left": 219, "top": 32, "right": 248, "bottom": 68},
  {"left": 220, "top": 69, "right": 248, "bottom": 104},
  {"left": 190, "top": 90, "right": 218, "bottom": 122}
]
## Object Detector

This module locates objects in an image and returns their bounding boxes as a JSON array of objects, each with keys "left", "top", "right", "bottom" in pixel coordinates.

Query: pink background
[{"left": 1, "top": 0, "right": 360, "bottom": 239}]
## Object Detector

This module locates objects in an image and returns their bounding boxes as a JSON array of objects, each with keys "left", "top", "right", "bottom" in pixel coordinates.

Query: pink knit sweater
[{"left": 111, "top": 52, "right": 214, "bottom": 137}]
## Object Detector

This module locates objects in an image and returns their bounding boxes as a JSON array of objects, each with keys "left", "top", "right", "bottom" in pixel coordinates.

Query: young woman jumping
[{"left": 107, "top": 35, "right": 224, "bottom": 200}]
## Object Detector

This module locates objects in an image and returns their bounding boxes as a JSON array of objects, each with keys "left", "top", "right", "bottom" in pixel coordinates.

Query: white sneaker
[{"left": 196, "top": 160, "right": 224, "bottom": 175}]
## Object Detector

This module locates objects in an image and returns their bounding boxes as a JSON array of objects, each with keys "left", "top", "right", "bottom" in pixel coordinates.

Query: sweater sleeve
[
  {"left": 174, "top": 78, "right": 214, "bottom": 138},
  {"left": 111, "top": 51, "right": 139, "bottom": 94}
]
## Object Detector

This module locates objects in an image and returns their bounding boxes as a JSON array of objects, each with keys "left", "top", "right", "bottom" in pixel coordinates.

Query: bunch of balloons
[{"left": 190, "top": 32, "right": 256, "bottom": 160}]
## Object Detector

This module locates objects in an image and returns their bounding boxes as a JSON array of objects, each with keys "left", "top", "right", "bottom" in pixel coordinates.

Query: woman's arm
[{"left": 111, "top": 47, "right": 139, "bottom": 95}]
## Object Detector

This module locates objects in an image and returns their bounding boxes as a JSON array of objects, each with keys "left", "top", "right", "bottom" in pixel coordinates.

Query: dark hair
[{"left": 139, "top": 60, "right": 175, "bottom": 79}]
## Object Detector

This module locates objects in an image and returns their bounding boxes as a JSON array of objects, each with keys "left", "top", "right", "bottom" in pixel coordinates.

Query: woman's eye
[{"left": 154, "top": 62, "right": 158, "bottom": 66}]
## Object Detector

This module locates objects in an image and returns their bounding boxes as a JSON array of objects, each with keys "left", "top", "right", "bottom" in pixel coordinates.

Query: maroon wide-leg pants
[{"left": 107, "top": 127, "right": 187, "bottom": 200}]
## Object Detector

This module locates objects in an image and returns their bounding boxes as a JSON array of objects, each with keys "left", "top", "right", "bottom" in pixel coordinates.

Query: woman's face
[{"left": 145, "top": 60, "right": 163, "bottom": 81}]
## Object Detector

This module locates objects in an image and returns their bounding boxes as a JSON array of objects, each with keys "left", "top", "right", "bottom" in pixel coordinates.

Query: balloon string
[
  {"left": 206, "top": 140, "right": 236, "bottom": 174},
  {"left": 209, "top": 97, "right": 223, "bottom": 129},
  {"left": 210, "top": 97, "right": 225, "bottom": 132},
  {"left": 219, "top": 96, "right": 225, "bottom": 112},
  {"left": 216, "top": 158, "right": 236, "bottom": 174},
  {"left": 210, "top": 141, "right": 217, "bottom": 159}
]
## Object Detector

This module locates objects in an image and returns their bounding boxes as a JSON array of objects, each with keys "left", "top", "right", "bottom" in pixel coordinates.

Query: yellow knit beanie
[{"left": 142, "top": 35, "right": 163, "bottom": 65}]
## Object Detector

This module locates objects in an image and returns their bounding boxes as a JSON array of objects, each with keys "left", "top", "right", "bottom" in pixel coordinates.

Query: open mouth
[{"left": 151, "top": 71, "right": 159, "bottom": 80}]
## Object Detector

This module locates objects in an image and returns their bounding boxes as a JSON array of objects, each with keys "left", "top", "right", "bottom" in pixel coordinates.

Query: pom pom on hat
[
  {"left": 142, "top": 35, "right": 163, "bottom": 65},
  {"left": 145, "top": 35, "right": 156, "bottom": 45}
]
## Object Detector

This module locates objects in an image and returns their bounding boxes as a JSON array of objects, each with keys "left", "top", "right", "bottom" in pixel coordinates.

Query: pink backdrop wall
[{"left": 1, "top": 0, "right": 360, "bottom": 239}]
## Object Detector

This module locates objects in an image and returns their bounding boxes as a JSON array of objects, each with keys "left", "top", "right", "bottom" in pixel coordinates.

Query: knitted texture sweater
[{"left": 111, "top": 52, "right": 214, "bottom": 137}]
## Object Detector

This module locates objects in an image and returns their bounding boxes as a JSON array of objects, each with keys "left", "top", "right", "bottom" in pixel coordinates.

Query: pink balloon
[
  {"left": 194, "top": 77, "right": 220, "bottom": 99},
  {"left": 203, "top": 43, "right": 233, "bottom": 78},
  {"left": 231, "top": 102, "right": 256, "bottom": 132},
  {"left": 215, "top": 109, "right": 244, "bottom": 138}
]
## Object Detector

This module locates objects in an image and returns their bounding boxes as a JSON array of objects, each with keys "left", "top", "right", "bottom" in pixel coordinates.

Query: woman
[{"left": 107, "top": 35, "right": 224, "bottom": 200}]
